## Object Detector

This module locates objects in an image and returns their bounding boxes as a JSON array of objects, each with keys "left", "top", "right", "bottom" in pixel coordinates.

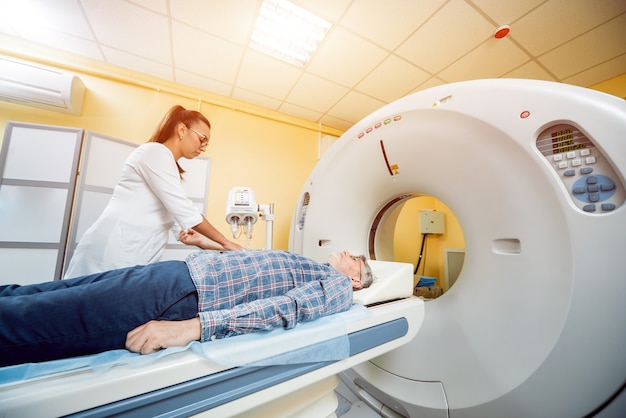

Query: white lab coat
[{"left": 64, "top": 143, "right": 203, "bottom": 278}]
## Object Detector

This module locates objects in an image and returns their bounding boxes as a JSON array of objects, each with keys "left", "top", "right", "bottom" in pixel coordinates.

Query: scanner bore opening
[{"left": 368, "top": 193, "right": 465, "bottom": 297}]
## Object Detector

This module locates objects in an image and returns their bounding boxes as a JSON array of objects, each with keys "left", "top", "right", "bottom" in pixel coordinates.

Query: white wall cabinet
[{"left": 0, "top": 122, "right": 83, "bottom": 284}]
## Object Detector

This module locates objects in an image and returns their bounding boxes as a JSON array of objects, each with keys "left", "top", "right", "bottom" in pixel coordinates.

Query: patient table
[{"left": 0, "top": 261, "right": 420, "bottom": 417}]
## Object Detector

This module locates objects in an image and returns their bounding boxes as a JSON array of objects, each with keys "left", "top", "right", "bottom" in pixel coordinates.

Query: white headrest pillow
[{"left": 353, "top": 260, "right": 414, "bottom": 305}]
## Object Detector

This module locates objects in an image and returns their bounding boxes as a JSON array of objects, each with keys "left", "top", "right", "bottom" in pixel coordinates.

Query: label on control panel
[
  {"left": 233, "top": 189, "right": 251, "bottom": 206},
  {"left": 536, "top": 124, "right": 624, "bottom": 213}
]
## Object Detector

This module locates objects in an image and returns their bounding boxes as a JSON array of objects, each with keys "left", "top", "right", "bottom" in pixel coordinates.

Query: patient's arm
[
  {"left": 197, "top": 273, "right": 353, "bottom": 341},
  {"left": 125, "top": 317, "right": 202, "bottom": 355}
]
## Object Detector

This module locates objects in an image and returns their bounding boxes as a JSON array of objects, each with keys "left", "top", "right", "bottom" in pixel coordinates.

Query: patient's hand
[{"left": 125, "top": 318, "right": 202, "bottom": 354}]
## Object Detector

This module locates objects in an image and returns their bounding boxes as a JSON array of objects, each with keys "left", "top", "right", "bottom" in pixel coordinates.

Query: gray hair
[{"left": 356, "top": 255, "right": 374, "bottom": 289}]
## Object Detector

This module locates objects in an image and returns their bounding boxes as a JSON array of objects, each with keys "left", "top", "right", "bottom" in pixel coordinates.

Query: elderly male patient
[{"left": 0, "top": 249, "right": 373, "bottom": 367}]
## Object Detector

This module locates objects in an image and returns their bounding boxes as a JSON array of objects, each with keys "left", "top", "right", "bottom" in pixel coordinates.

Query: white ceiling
[{"left": 1, "top": 0, "right": 625, "bottom": 131}]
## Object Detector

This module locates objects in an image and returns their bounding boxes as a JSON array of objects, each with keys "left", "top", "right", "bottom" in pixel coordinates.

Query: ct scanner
[
  {"left": 0, "top": 79, "right": 624, "bottom": 418},
  {"left": 289, "top": 79, "right": 626, "bottom": 417}
]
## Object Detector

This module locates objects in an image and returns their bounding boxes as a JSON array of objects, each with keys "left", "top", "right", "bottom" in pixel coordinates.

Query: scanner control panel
[{"left": 536, "top": 123, "right": 624, "bottom": 213}]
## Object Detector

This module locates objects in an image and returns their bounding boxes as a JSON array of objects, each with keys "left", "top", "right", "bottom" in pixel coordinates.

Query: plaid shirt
[{"left": 185, "top": 250, "right": 353, "bottom": 342}]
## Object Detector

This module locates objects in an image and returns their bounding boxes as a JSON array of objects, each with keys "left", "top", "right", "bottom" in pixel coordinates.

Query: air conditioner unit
[{"left": 0, "top": 56, "right": 86, "bottom": 115}]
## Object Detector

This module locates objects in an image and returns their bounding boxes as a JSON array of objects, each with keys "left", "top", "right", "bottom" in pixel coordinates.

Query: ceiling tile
[
  {"left": 470, "top": 0, "right": 544, "bottom": 24},
  {"left": 102, "top": 46, "right": 173, "bottom": 80},
  {"left": 538, "top": 13, "right": 626, "bottom": 79},
  {"left": 127, "top": 0, "right": 168, "bottom": 14},
  {"left": 413, "top": 77, "right": 446, "bottom": 93},
  {"left": 236, "top": 50, "right": 303, "bottom": 99},
  {"left": 340, "top": 0, "right": 446, "bottom": 50},
  {"left": 439, "top": 37, "right": 530, "bottom": 82},
  {"left": 356, "top": 55, "right": 431, "bottom": 102},
  {"left": 285, "top": 73, "right": 349, "bottom": 113},
  {"left": 327, "top": 90, "right": 385, "bottom": 124},
  {"left": 307, "top": 26, "right": 388, "bottom": 87},
  {"left": 21, "top": 29, "right": 103, "bottom": 61},
  {"left": 232, "top": 87, "right": 282, "bottom": 111},
  {"left": 396, "top": 0, "right": 494, "bottom": 73},
  {"left": 0, "top": 0, "right": 102, "bottom": 60},
  {"left": 279, "top": 102, "right": 323, "bottom": 121},
  {"left": 1, "top": 0, "right": 624, "bottom": 133},
  {"left": 82, "top": 0, "right": 171, "bottom": 63},
  {"left": 1, "top": 0, "right": 93, "bottom": 38},
  {"left": 513, "top": 0, "right": 626, "bottom": 56},
  {"left": 502, "top": 61, "right": 557, "bottom": 82},
  {"left": 175, "top": 69, "right": 233, "bottom": 97},
  {"left": 169, "top": 0, "right": 258, "bottom": 46},
  {"left": 291, "top": 0, "right": 352, "bottom": 23},
  {"left": 319, "top": 114, "right": 353, "bottom": 132},
  {"left": 0, "top": 22, "right": 16, "bottom": 37},
  {"left": 562, "top": 53, "right": 626, "bottom": 87},
  {"left": 172, "top": 21, "right": 243, "bottom": 84}
]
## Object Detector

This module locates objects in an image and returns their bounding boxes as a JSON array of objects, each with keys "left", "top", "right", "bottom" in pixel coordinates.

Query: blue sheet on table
[{"left": 0, "top": 304, "right": 370, "bottom": 385}]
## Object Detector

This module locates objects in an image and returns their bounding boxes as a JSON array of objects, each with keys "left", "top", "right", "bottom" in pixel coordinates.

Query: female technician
[{"left": 64, "top": 105, "right": 243, "bottom": 278}]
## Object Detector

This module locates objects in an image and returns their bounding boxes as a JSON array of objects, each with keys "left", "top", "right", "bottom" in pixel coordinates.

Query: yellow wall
[
  {"left": 0, "top": 43, "right": 341, "bottom": 251},
  {"left": 590, "top": 73, "right": 626, "bottom": 99},
  {"left": 394, "top": 197, "right": 465, "bottom": 292}
]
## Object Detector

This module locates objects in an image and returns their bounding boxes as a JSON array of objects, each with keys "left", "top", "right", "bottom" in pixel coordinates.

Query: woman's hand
[
  {"left": 178, "top": 229, "right": 205, "bottom": 247},
  {"left": 180, "top": 227, "right": 244, "bottom": 251},
  {"left": 179, "top": 229, "right": 225, "bottom": 250}
]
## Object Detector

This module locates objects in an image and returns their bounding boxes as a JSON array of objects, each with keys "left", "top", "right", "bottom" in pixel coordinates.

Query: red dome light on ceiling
[{"left": 494, "top": 25, "right": 510, "bottom": 39}]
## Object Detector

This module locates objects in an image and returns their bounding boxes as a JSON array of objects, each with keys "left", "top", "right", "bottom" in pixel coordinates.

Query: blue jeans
[{"left": 0, "top": 261, "right": 198, "bottom": 367}]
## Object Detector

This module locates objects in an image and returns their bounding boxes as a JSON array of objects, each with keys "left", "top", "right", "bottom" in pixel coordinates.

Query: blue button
[
  {"left": 573, "top": 187, "right": 586, "bottom": 194},
  {"left": 564, "top": 170, "right": 576, "bottom": 177},
  {"left": 580, "top": 167, "right": 593, "bottom": 175},
  {"left": 601, "top": 203, "right": 616, "bottom": 211},
  {"left": 583, "top": 204, "right": 596, "bottom": 212},
  {"left": 572, "top": 174, "right": 617, "bottom": 204}
]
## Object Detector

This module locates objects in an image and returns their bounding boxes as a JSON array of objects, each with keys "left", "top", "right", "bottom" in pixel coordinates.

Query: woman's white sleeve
[{"left": 135, "top": 145, "right": 203, "bottom": 230}]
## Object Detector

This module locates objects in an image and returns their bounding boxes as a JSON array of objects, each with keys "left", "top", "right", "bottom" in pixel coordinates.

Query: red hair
[{"left": 148, "top": 105, "right": 211, "bottom": 175}]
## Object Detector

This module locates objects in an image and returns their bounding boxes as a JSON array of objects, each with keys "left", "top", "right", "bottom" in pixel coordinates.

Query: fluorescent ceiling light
[{"left": 250, "top": 0, "right": 331, "bottom": 67}]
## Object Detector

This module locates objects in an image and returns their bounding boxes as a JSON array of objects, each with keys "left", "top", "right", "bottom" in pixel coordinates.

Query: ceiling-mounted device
[{"left": 0, "top": 56, "right": 86, "bottom": 115}]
